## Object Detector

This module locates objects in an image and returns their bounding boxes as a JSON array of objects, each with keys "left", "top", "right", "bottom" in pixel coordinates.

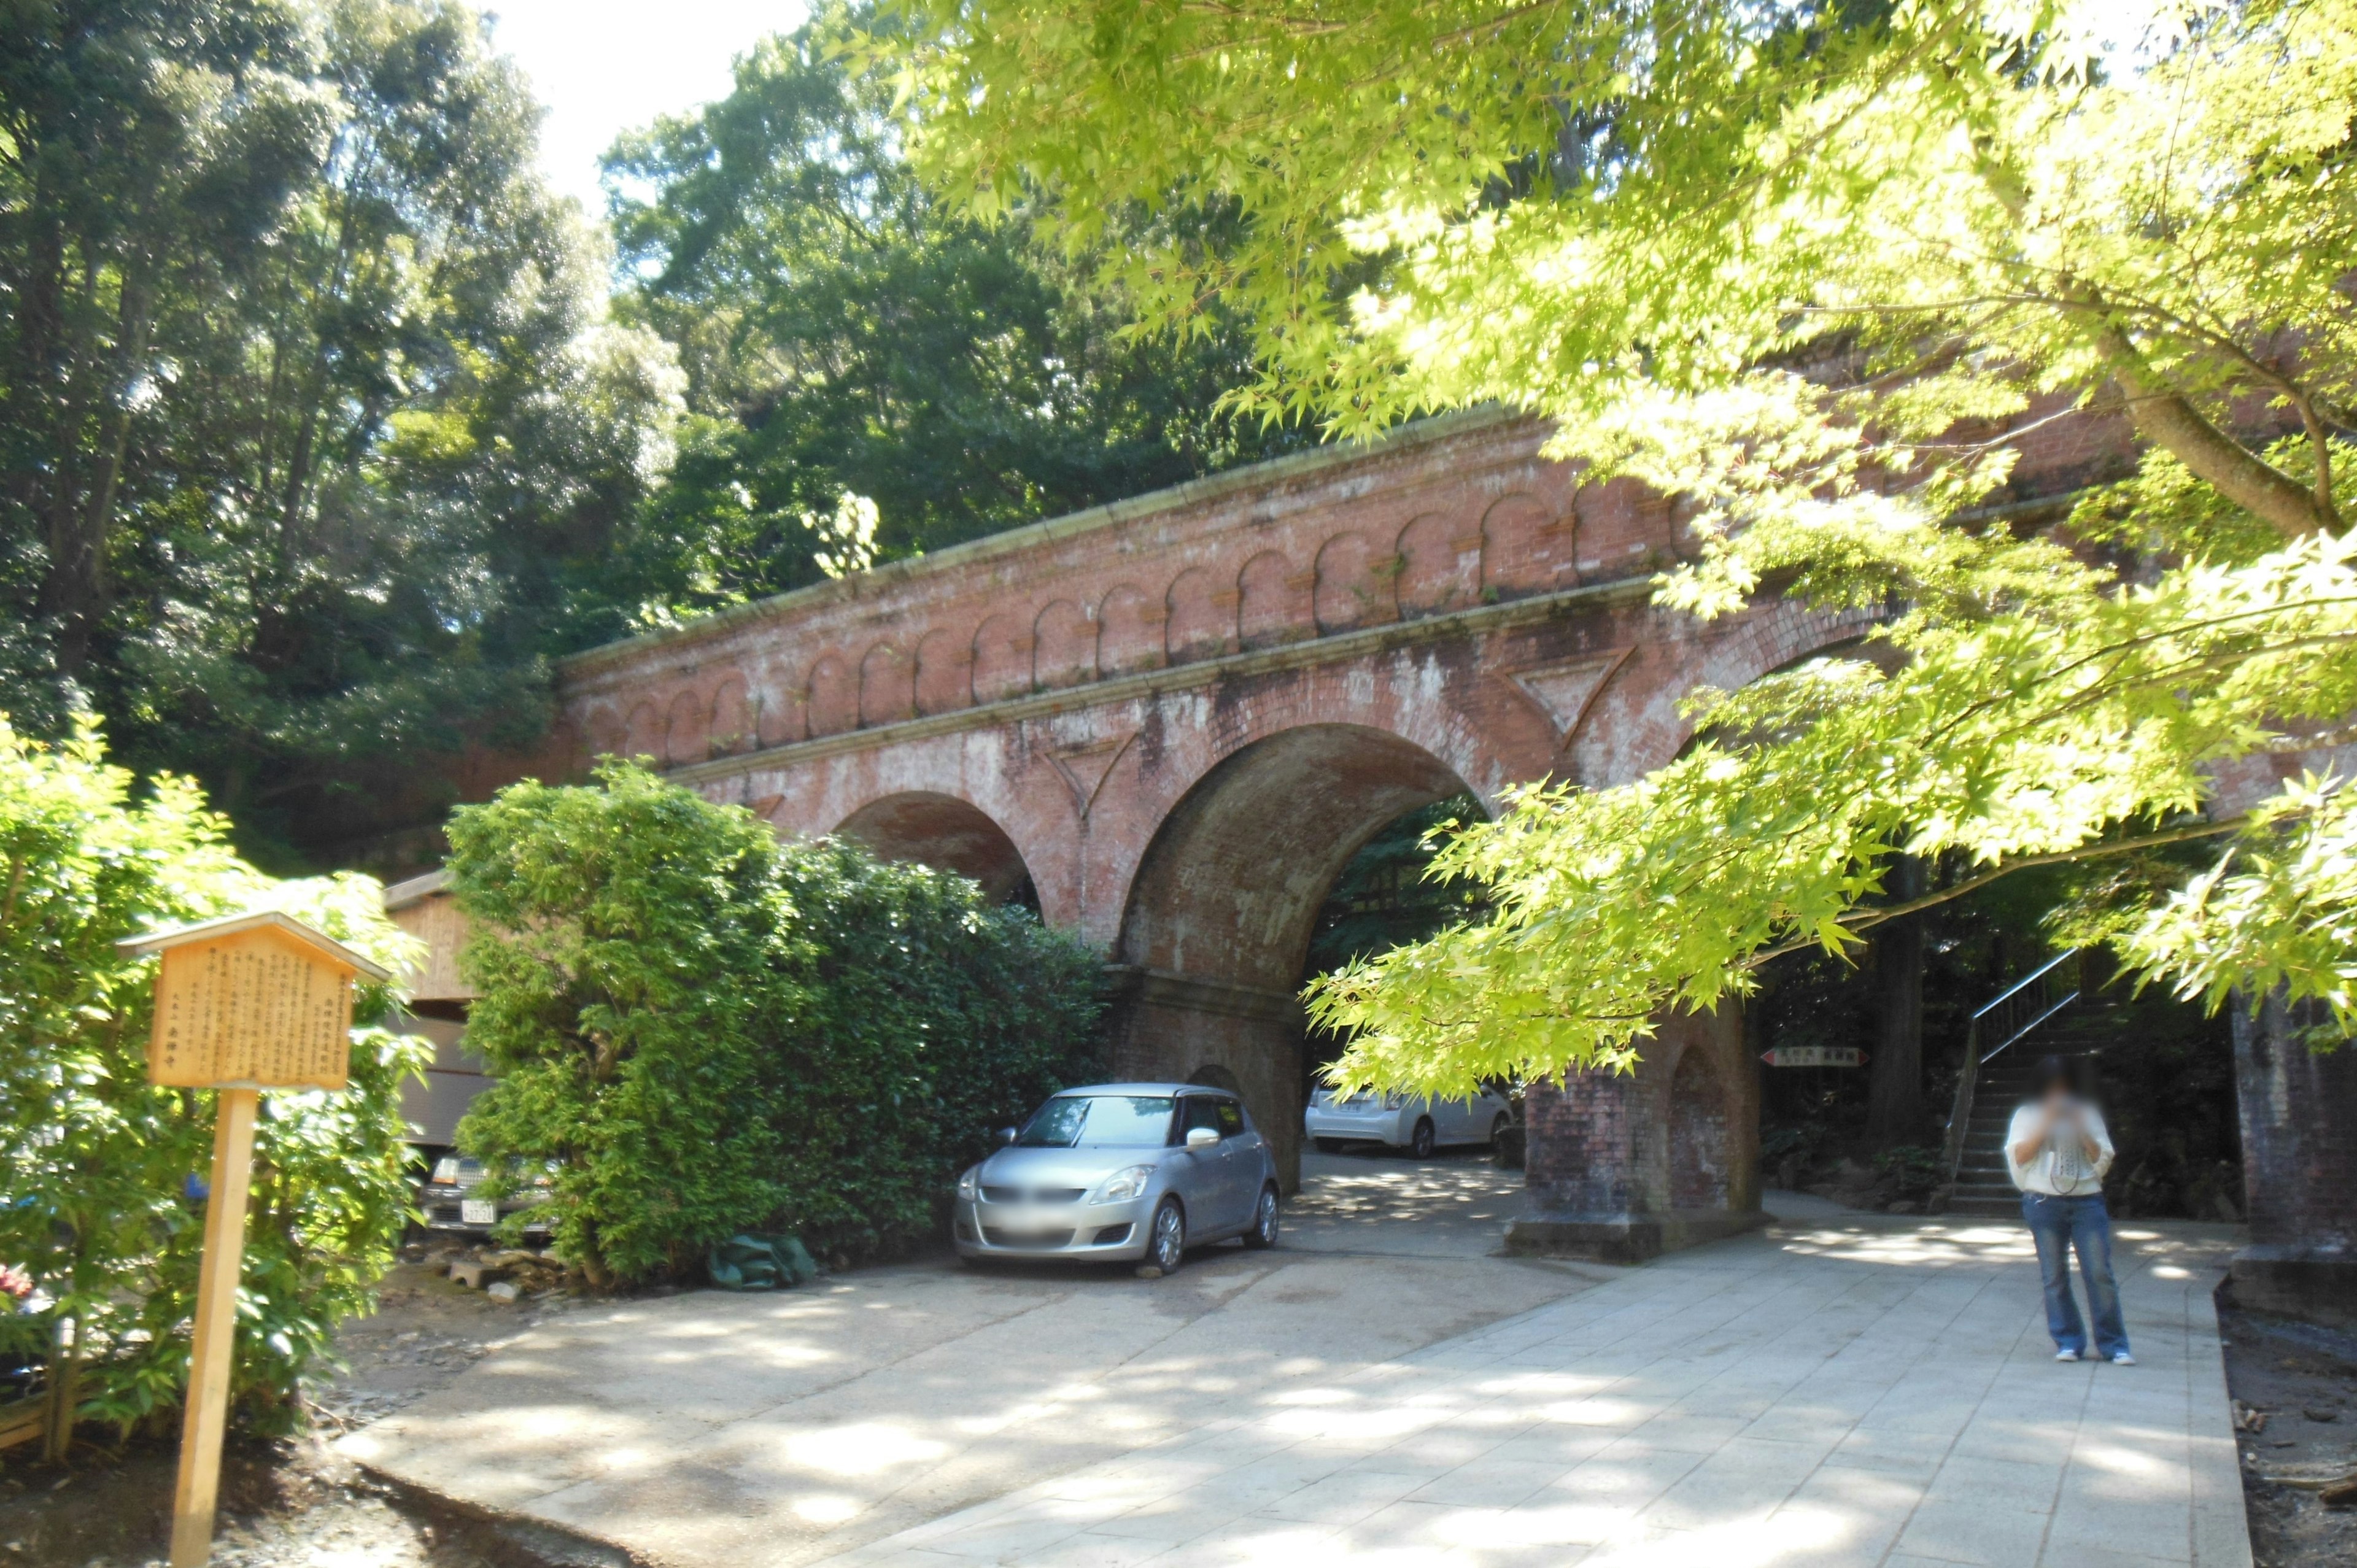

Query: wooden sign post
[{"left": 119, "top": 911, "right": 390, "bottom": 1568}]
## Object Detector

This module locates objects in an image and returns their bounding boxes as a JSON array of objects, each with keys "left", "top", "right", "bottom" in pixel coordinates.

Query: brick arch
[
  {"left": 859, "top": 641, "right": 914, "bottom": 728},
  {"left": 1165, "top": 565, "right": 1228, "bottom": 663},
  {"left": 1237, "top": 550, "right": 1309, "bottom": 650},
  {"left": 664, "top": 689, "right": 708, "bottom": 765},
  {"left": 1480, "top": 491, "right": 1563, "bottom": 598},
  {"left": 1111, "top": 722, "right": 1477, "bottom": 1188},
  {"left": 834, "top": 791, "right": 1036, "bottom": 906},
  {"left": 914, "top": 628, "right": 971, "bottom": 716},
  {"left": 1314, "top": 530, "right": 1393, "bottom": 633},
  {"left": 1396, "top": 511, "right": 1477, "bottom": 617},
  {"left": 972, "top": 614, "right": 1030, "bottom": 703},
  {"left": 585, "top": 705, "right": 627, "bottom": 762},
  {"left": 1097, "top": 584, "right": 1161, "bottom": 676},
  {"left": 754, "top": 660, "right": 805, "bottom": 749},
  {"left": 1666, "top": 1042, "right": 1732, "bottom": 1210},
  {"left": 622, "top": 701, "right": 662, "bottom": 762},
  {"left": 1033, "top": 598, "right": 1096, "bottom": 690},
  {"left": 807, "top": 654, "right": 857, "bottom": 738},
  {"left": 709, "top": 676, "right": 753, "bottom": 757}
]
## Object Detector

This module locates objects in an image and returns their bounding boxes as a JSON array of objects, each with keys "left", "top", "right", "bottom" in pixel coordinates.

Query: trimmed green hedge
[{"left": 449, "top": 763, "right": 1102, "bottom": 1285}]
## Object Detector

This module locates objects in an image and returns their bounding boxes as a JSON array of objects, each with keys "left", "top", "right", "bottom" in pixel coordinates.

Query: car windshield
[{"left": 1018, "top": 1095, "right": 1175, "bottom": 1148}]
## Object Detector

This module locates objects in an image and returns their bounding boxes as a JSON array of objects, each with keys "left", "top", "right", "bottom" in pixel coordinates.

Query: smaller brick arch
[
  {"left": 1034, "top": 599, "right": 1096, "bottom": 690},
  {"left": 1480, "top": 492, "right": 1565, "bottom": 598},
  {"left": 1314, "top": 530, "right": 1393, "bottom": 633},
  {"left": 807, "top": 654, "right": 857, "bottom": 737},
  {"left": 1165, "top": 566, "right": 1229, "bottom": 663},
  {"left": 664, "top": 689, "right": 708, "bottom": 765},
  {"left": 586, "top": 705, "right": 627, "bottom": 762},
  {"left": 972, "top": 614, "right": 1031, "bottom": 703},
  {"left": 1667, "top": 1046, "right": 1732, "bottom": 1210},
  {"left": 756, "top": 671, "right": 805, "bottom": 749},
  {"left": 1098, "top": 584, "right": 1162, "bottom": 676},
  {"left": 709, "top": 676, "right": 754, "bottom": 757},
  {"left": 859, "top": 642, "right": 914, "bottom": 728},
  {"left": 914, "top": 628, "right": 971, "bottom": 716},
  {"left": 1396, "top": 512, "right": 1477, "bottom": 618},
  {"left": 1237, "top": 550, "right": 1309, "bottom": 650},
  {"left": 622, "top": 701, "right": 662, "bottom": 762}
]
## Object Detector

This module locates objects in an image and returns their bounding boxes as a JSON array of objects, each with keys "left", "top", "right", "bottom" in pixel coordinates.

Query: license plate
[{"left": 460, "top": 1199, "right": 497, "bottom": 1226}]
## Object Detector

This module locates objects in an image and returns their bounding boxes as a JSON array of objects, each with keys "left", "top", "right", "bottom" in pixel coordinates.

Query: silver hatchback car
[{"left": 953, "top": 1083, "right": 1280, "bottom": 1275}]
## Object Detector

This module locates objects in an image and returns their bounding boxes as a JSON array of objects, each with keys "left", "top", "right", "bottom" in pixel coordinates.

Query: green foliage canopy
[
  {"left": 0, "top": 718, "right": 425, "bottom": 1437},
  {"left": 883, "top": 0, "right": 2357, "bottom": 1084},
  {"left": 1, "top": 0, "right": 683, "bottom": 860},
  {"left": 447, "top": 763, "right": 1102, "bottom": 1286},
  {"left": 569, "top": 7, "right": 1301, "bottom": 643}
]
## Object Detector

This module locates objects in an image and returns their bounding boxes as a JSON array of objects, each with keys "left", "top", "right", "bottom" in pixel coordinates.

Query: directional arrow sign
[{"left": 1760, "top": 1046, "right": 1870, "bottom": 1068}]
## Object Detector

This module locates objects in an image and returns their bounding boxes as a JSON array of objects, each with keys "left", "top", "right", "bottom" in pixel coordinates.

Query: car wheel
[
  {"left": 1409, "top": 1117, "right": 1437, "bottom": 1159},
  {"left": 1490, "top": 1111, "right": 1511, "bottom": 1148},
  {"left": 1314, "top": 1137, "right": 1344, "bottom": 1153},
  {"left": 1139, "top": 1196, "right": 1185, "bottom": 1276},
  {"left": 1242, "top": 1183, "right": 1280, "bottom": 1249}
]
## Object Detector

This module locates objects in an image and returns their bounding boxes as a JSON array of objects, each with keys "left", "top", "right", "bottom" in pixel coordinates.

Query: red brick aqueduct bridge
[{"left": 439, "top": 399, "right": 2350, "bottom": 1275}]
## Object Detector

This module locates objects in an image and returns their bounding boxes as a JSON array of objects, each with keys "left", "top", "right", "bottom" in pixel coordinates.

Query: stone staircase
[{"left": 1938, "top": 951, "right": 2102, "bottom": 1218}]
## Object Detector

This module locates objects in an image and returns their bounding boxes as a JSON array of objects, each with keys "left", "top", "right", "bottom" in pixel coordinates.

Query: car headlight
[
  {"left": 956, "top": 1166, "right": 980, "bottom": 1200},
  {"left": 1088, "top": 1164, "right": 1156, "bottom": 1205},
  {"left": 1383, "top": 1091, "right": 1407, "bottom": 1110}
]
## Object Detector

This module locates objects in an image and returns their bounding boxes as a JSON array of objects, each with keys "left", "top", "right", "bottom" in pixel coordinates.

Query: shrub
[
  {"left": 449, "top": 762, "right": 1102, "bottom": 1284},
  {"left": 0, "top": 719, "right": 427, "bottom": 1443}
]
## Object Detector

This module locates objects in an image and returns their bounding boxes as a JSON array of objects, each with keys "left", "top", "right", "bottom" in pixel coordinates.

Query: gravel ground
[
  {"left": 2220, "top": 1301, "right": 2357, "bottom": 1568},
  {"left": 0, "top": 1245, "right": 592, "bottom": 1568}
]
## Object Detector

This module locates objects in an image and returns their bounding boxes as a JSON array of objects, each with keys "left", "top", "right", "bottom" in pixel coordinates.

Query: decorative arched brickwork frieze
[
  {"left": 1314, "top": 530, "right": 1396, "bottom": 633},
  {"left": 859, "top": 641, "right": 914, "bottom": 728},
  {"left": 622, "top": 701, "right": 662, "bottom": 762},
  {"left": 1097, "top": 583, "right": 1163, "bottom": 676},
  {"left": 1033, "top": 598, "right": 1096, "bottom": 690},
  {"left": 913, "top": 627, "right": 972, "bottom": 717},
  {"left": 663, "top": 688, "right": 708, "bottom": 765},
  {"left": 1479, "top": 492, "right": 1567, "bottom": 599},
  {"left": 1164, "top": 565, "right": 1229, "bottom": 663},
  {"left": 807, "top": 653, "right": 857, "bottom": 737},
  {"left": 972, "top": 614, "right": 1031, "bottom": 703},
  {"left": 708, "top": 675, "right": 753, "bottom": 757},
  {"left": 585, "top": 704, "right": 627, "bottom": 762},
  {"left": 1237, "top": 550, "right": 1310, "bottom": 650},
  {"left": 1395, "top": 511, "right": 1479, "bottom": 618}
]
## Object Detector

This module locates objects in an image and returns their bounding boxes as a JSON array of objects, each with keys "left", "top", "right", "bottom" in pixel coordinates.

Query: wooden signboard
[{"left": 118, "top": 910, "right": 392, "bottom": 1568}]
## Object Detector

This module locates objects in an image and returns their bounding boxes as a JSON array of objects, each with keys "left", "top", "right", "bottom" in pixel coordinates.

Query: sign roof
[{"left": 118, "top": 909, "right": 395, "bottom": 982}]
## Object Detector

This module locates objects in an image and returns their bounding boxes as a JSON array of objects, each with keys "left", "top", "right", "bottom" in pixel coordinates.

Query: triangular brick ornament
[
  {"left": 1048, "top": 731, "right": 1137, "bottom": 817},
  {"left": 1508, "top": 647, "right": 1634, "bottom": 744}
]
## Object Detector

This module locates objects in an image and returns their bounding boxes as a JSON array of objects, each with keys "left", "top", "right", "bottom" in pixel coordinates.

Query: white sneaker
[
  {"left": 2113, "top": 1353, "right": 2136, "bottom": 1365},
  {"left": 2056, "top": 1349, "right": 2079, "bottom": 1362}
]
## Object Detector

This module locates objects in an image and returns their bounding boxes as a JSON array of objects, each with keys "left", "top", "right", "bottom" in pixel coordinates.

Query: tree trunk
[{"left": 1866, "top": 854, "right": 1926, "bottom": 1149}]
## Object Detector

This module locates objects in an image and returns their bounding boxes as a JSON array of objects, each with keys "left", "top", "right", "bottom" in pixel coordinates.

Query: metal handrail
[
  {"left": 1935, "top": 949, "right": 2083, "bottom": 1208},
  {"left": 1972, "top": 949, "right": 2082, "bottom": 1065}
]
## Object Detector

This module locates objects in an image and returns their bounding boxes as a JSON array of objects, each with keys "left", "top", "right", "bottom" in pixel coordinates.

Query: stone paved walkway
[
  {"left": 824, "top": 1213, "right": 2248, "bottom": 1568},
  {"left": 345, "top": 1176, "right": 2248, "bottom": 1568}
]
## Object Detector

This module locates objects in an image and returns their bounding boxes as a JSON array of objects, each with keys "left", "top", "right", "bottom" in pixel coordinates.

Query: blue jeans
[{"left": 2022, "top": 1192, "right": 2129, "bottom": 1359}]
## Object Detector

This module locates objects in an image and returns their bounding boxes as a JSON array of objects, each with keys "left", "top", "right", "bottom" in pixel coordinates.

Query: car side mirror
[
  {"left": 997, "top": 1127, "right": 1017, "bottom": 1146},
  {"left": 1185, "top": 1126, "right": 1220, "bottom": 1149}
]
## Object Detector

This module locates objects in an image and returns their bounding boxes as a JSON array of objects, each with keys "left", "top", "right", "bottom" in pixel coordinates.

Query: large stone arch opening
[
  {"left": 1107, "top": 724, "right": 1477, "bottom": 1190},
  {"left": 833, "top": 792, "right": 1038, "bottom": 910}
]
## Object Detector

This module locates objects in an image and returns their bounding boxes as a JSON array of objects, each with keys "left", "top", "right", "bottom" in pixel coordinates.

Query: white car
[{"left": 1304, "top": 1084, "right": 1515, "bottom": 1159}]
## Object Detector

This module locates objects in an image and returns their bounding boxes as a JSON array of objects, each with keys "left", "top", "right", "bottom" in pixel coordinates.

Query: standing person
[{"left": 2008, "top": 1056, "right": 2134, "bottom": 1364}]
